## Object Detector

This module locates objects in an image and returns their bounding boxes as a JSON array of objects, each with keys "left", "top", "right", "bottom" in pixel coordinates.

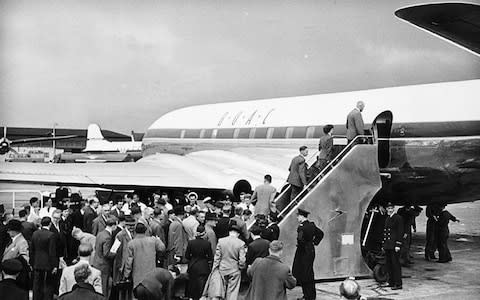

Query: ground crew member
[
  {"left": 383, "top": 202, "right": 403, "bottom": 290},
  {"left": 437, "top": 204, "right": 460, "bottom": 263},
  {"left": 292, "top": 208, "right": 324, "bottom": 300}
]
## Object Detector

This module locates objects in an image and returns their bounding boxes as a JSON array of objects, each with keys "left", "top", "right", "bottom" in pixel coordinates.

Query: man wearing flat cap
[
  {"left": 383, "top": 202, "right": 404, "bottom": 290},
  {"left": 292, "top": 208, "right": 324, "bottom": 300},
  {"left": 0, "top": 258, "right": 28, "bottom": 300}
]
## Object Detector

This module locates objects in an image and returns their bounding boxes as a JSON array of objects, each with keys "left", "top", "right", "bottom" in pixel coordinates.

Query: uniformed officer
[
  {"left": 292, "top": 208, "right": 324, "bottom": 300},
  {"left": 383, "top": 202, "right": 404, "bottom": 290}
]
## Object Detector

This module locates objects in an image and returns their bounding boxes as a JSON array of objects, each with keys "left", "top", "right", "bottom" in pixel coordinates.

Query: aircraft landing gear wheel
[{"left": 373, "top": 264, "right": 388, "bottom": 283}]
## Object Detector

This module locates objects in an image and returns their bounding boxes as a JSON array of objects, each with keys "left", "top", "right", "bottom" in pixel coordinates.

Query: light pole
[{"left": 53, "top": 122, "right": 58, "bottom": 159}]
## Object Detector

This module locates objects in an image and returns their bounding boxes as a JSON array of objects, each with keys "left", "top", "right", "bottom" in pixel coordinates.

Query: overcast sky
[{"left": 1, "top": 0, "right": 479, "bottom": 133}]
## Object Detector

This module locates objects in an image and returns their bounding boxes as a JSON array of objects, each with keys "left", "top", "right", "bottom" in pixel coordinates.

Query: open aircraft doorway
[{"left": 372, "top": 110, "right": 393, "bottom": 168}]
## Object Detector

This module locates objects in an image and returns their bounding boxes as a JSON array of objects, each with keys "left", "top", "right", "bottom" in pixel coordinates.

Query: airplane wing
[
  {"left": 395, "top": 3, "right": 480, "bottom": 57},
  {"left": 10, "top": 135, "right": 78, "bottom": 145},
  {"left": 0, "top": 150, "right": 292, "bottom": 191}
]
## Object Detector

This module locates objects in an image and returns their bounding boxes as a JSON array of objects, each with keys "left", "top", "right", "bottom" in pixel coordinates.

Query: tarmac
[{"left": 285, "top": 201, "right": 480, "bottom": 299}]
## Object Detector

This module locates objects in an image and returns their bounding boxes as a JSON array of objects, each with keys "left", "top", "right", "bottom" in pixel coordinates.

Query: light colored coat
[
  {"left": 58, "top": 261, "right": 102, "bottom": 295},
  {"left": 72, "top": 227, "right": 96, "bottom": 265},
  {"left": 346, "top": 108, "right": 365, "bottom": 140},
  {"left": 213, "top": 235, "right": 246, "bottom": 276},
  {"left": 2, "top": 233, "right": 29, "bottom": 262},
  {"left": 124, "top": 234, "right": 166, "bottom": 288},
  {"left": 251, "top": 183, "right": 277, "bottom": 216}
]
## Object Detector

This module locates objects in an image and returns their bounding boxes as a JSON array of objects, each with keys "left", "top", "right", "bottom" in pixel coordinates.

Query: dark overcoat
[
  {"left": 185, "top": 237, "right": 213, "bottom": 298},
  {"left": 292, "top": 220, "right": 323, "bottom": 284}
]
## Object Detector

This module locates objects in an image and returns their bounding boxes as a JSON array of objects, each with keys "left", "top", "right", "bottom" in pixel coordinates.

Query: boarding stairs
[
  {"left": 274, "top": 135, "right": 374, "bottom": 219},
  {"left": 272, "top": 134, "right": 383, "bottom": 280}
]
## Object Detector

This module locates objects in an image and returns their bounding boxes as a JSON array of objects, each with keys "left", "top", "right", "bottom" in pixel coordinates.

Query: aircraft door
[{"left": 372, "top": 111, "right": 393, "bottom": 168}]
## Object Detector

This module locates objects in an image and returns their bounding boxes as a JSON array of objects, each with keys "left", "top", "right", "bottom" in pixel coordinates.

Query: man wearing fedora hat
[
  {"left": 292, "top": 208, "right": 324, "bottom": 300},
  {"left": 204, "top": 212, "right": 218, "bottom": 255},
  {"left": 212, "top": 220, "right": 246, "bottom": 300}
]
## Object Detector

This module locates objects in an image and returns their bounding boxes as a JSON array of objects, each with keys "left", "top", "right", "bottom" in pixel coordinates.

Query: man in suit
[
  {"left": 3, "top": 219, "right": 30, "bottom": 291},
  {"left": 59, "top": 243, "right": 102, "bottom": 295},
  {"left": 58, "top": 264, "right": 104, "bottom": 300},
  {"left": 18, "top": 209, "right": 37, "bottom": 244},
  {"left": 92, "top": 216, "right": 118, "bottom": 299},
  {"left": 292, "top": 208, "right": 324, "bottom": 300},
  {"left": 3, "top": 219, "right": 29, "bottom": 262},
  {"left": 246, "top": 240, "right": 296, "bottom": 300},
  {"left": 124, "top": 223, "right": 166, "bottom": 293},
  {"left": 92, "top": 204, "right": 110, "bottom": 236},
  {"left": 166, "top": 207, "right": 188, "bottom": 265},
  {"left": 111, "top": 196, "right": 124, "bottom": 218},
  {"left": 346, "top": 101, "right": 365, "bottom": 143},
  {"left": 230, "top": 206, "right": 249, "bottom": 241},
  {"left": 31, "top": 216, "right": 58, "bottom": 300},
  {"left": 383, "top": 202, "right": 404, "bottom": 290},
  {"left": 213, "top": 222, "right": 246, "bottom": 300},
  {"left": 318, "top": 124, "right": 334, "bottom": 172},
  {"left": 204, "top": 212, "right": 218, "bottom": 256},
  {"left": 287, "top": 146, "right": 309, "bottom": 204},
  {"left": 83, "top": 198, "right": 99, "bottom": 234},
  {"left": 110, "top": 214, "right": 135, "bottom": 300},
  {"left": 251, "top": 174, "right": 277, "bottom": 217},
  {"left": 246, "top": 225, "right": 269, "bottom": 266},
  {"left": 0, "top": 259, "right": 29, "bottom": 300}
]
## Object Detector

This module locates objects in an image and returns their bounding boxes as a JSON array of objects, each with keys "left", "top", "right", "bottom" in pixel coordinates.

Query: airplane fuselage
[{"left": 141, "top": 80, "right": 480, "bottom": 205}]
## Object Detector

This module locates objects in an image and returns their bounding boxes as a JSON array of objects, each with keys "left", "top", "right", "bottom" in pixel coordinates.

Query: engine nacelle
[{"left": 0, "top": 139, "right": 10, "bottom": 155}]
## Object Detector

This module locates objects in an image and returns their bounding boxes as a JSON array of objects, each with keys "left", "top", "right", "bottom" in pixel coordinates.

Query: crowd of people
[{"left": 0, "top": 179, "right": 317, "bottom": 300}]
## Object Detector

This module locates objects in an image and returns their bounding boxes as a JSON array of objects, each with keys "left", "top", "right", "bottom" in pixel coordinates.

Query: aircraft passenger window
[
  {"left": 180, "top": 130, "right": 186, "bottom": 139},
  {"left": 233, "top": 128, "right": 240, "bottom": 139},
  {"left": 306, "top": 126, "right": 316, "bottom": 139},
  {"left": 292, "top": 127, "right": 307, "bottom": 138},
  {"left": 254, "top": 128, "right": 268, "bottom": 139},
  {"left": 249, "top": 128, "right": 256, "bottom": 139},
  {"left": 285, "top": 127, "right": 294, "bottom": 139},
  {"left": 217, "top": 129, "right": 234, "bottom": 139},
  {"left": 266, "top": 128, "right": 274, "bottom": 139},
  {"left": 211, "top": 129, "right": 218, "bottom": 139},
  {"left": 272, "top": 127, "right": 287, "bottom": 139},
  {"left": 238, "top": 128, "right": 250, "bottom": 139},
  {"left": 199, "top": 129, "right": 206, "bottom": 139},
  {"left": 186, "top": 129, "right": 202, "bottom": 138}
]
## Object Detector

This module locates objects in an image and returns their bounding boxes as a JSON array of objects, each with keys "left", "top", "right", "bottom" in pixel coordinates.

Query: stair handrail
[{"left": 277, "top": 134, "right": 373, "bottom": 221}]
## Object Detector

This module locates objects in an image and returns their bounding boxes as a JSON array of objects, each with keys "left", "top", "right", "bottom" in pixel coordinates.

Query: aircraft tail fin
[
  {"left": 87, "top": 124, "right": 104, "bottom": 140},
  {"left": 84, "top": 123, "right": 112, "bottom": 152}
]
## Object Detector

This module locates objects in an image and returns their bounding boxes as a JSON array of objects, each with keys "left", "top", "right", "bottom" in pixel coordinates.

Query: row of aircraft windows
[{"left": 152, "top": 126, "right": 331, "bottom": 139}]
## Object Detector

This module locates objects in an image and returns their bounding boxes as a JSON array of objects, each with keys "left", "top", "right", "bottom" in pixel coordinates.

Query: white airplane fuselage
[{"left": 141, "top": 79, "right": 480, "bottom": 205}]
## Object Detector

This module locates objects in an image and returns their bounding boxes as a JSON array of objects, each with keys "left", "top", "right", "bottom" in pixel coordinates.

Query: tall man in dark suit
[
  {"left": 346, "top": 101, "right": 365, "bottom": 143},
  {"left": 287, "top": 146, "right": 309, "bottom": 204},
  {"left": 31, "top": 217, "right": 58, "bottom": 300},
  {"left": 383, "top": 202, "right": 404, "bottom": 290},
  {"left": 292, "top": 208, "right": 324, "bottom": 300},
  {"left": 83, "top": 198, "right": 99, "bottom": 234},
  {"left": 246, "top": 225, "right": 270, "bottom": 266}
]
